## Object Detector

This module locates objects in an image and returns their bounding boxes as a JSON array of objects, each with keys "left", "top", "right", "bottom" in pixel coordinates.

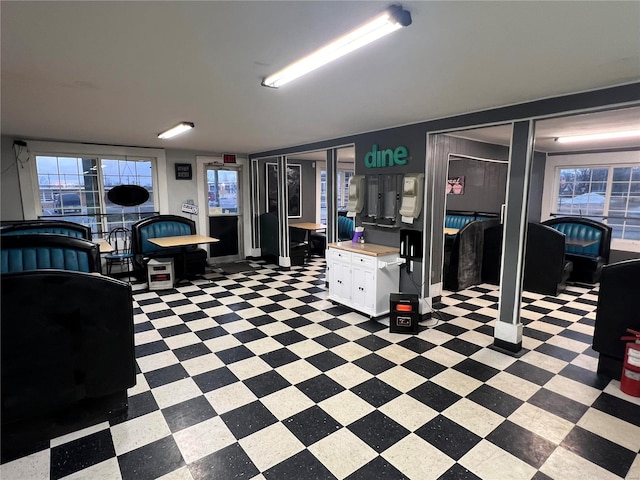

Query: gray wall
[
  {"left": 527, "top": 151, "right": 547, "bottom": 223},
  {"left": 1, "top": 135, "right": 25, "bottom": 221},
  {"left": 446, "top": 157, "right": 508, "bottom": 214},
  {"left": 352, "top": 124, "right": 427, "bottom": 248},
  {"left": 256, "top": 157, "right": 316, "bottom": 222},
  {"left": 165, "top": 149, "right": 200, "bottom": 217}
]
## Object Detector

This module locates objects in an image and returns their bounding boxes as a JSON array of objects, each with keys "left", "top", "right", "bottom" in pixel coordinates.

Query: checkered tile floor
[{"left": 2, "top": 258, "right": 640, "bottom": 480}]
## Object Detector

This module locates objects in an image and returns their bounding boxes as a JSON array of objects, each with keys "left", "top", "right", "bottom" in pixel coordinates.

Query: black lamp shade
[{"left": 107, "top": 185, "right": 150, "bottom": 207}]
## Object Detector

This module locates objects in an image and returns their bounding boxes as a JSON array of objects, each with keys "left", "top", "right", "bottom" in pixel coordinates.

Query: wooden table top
[
  {"left": 444, "top": 228, "right": 459, "bottom": 235},
  {"left": 94, "top": 238, "right": 114, "bottom": 253},
  {"left": 328, "top": 241, "right": 399, "bottom": 257},
  {"left": 148, "top": 234, "right": 219, "bottom": 248},
  {"left": 289, "top": 222, "right": 326, "bottom": 231}
]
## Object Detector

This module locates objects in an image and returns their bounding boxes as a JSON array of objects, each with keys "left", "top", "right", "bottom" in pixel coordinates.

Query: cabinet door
[
  {"left": 351, "top": 258, "right": 376, "bottom": 315},
  {"left": 329, "top": 258, "right": 351, "bottom": 304}
]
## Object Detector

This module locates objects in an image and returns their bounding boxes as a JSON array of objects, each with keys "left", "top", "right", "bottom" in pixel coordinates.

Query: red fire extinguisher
[{"left": 620, "top": 329, "right": 640, "bottom": 397}]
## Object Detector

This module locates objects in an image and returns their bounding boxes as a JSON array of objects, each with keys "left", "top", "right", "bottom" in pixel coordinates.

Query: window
[
  {"left": 556, "top": 167, "right": 608, "bottom": 217},
  {"left": 337, "top": 170, "right": 354, "bottom": 211},
  {"left": 207, "top": 168, "right": 239, "bottom": 214},
  {"left": 35, "top": 154, "right": 156, "bottom": 236},
  {"left": 610, "top": 166, "right": 640, "bottom": 241},
  {"left": 319, "top": 167, "right": 354, "bottom": 224},
  {"left": 552, "top": 163, "right": 640, "bottom": 242}
]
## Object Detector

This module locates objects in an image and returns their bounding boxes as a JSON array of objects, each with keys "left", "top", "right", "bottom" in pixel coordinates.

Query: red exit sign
[{"left": 223, "top": 154, "right": 236, "bottom": 163}]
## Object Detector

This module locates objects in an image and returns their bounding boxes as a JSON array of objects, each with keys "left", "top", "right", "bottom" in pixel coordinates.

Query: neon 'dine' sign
[{"left": 364, "top": 144, "right": 408, "bottom": 168}]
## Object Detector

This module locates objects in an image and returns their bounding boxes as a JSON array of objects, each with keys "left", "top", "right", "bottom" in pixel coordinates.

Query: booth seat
[
  {"left": 1, "top": 219, "right": 91, "bottom": 239},
  {"left": 445, "top": 211, "right": 499, "bottom": 231},
  {"left": 481, "top": 223, "right": 573, "bottom": 296},
  {"left": 592, "top": 259, "right": 640, "bottom": 379},
  {"left": 131, "top": 215, "right": 207, "bottom": 279},
  {"left": 260, "top": 212, "right": 309, "bottom": 265},
  {"left": 444, "top": 218, "right": 500, "bottom": 291},
  {"left": 445, "top": 212, "right": 477, "bottom": 230},
  {"left": 1, "top": 269, "right": 135, "bottom": 425},
  {"left": 0, "top": 234, "right": 101, "bottom": 274},
  {"left": 541, "top": 217, "right": 612, "bottom": 284},
  {"left": 309, "top": 216, "right": 354, "bottom": 256}
]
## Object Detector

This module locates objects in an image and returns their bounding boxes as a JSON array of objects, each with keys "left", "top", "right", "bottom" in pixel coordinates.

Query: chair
[
  {"left": 2, "top": 269, "right": 135, "bottom": 424},
  {"left": 592, "top": 259, "right": 640, "bottom": 379},
  {"left": 444, "top": 218, "right": 500, "bottom": 291},
  {"left": 309, "top": 216, "right": 354, "bottom": 256},
  {"left": 259, "top": 212, "right": 308, "bottom": 266},
  {"left": 104, "top": 227, "right": 134, "bottom": 275},
  {"left": 289, "top": 226, "right": 311, "bottom": 263},
  {"left": 0, "top": 219, "right": 91, "bottom": 239},
  {"left": 541, "top": 217, "right": 612, "bottom": 284},
  {"left": 131, "top": 215, "right": 207, "bottom": 280},
  {"left": 481, "top": 223, "right": 574, "bottom": 296},
  {"left": 1, "top": 234, "right": 101, "bottom": 274}
]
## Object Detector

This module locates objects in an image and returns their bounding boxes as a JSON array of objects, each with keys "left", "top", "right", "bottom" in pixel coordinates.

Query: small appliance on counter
[{"left": 352, "top": 226, "right": 365, "bottom": 243}]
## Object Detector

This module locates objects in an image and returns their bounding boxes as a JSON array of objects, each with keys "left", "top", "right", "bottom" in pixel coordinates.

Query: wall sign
[
  {"left": 223, "top": 154, "right": 237, "bottom": 164},
  {"left": 364, "top": 144, "right": 408, "bottom": 168},
  {"left": 175, "top": 163, "right": 192, "bottom": 180}
]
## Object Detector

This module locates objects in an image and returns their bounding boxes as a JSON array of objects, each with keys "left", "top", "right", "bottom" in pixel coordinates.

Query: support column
[
  {"left": 493, "top": 120, "right": 535, "bottom": 354},
  {"left": 249, "top": 158, "right": 261, "bottom": 257},
  {"left": 276, "top": 155, "right": 290, "bottom": 267},
  {"left": 326, "top": 149, "right": 338, "bottom": 244}
]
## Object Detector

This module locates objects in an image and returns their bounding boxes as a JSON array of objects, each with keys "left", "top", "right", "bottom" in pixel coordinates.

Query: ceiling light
[
  {"left": 262, "top": 4, "right": 412, "bottom": 88},
  {"left": 555, "top": 130, "right": 640, "bottom": 143},
  {"left": 158, "top": 122, "right": 195, "bottom": 139}
]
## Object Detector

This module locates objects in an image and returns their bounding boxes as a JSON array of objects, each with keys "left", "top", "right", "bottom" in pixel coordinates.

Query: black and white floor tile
[{"left": 2, "top": 258, "right": 640, "bottom": 480}]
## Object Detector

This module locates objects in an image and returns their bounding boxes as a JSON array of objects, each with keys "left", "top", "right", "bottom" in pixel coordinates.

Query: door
[
  {"left": 328, "top": 249, "right": 351, "bottom": 304},
  {"left": 206, "top": 165, "right": 243, "bottom": 263},
  {"left": 351, "top": 257, "right": 375, "bottom": 314}
]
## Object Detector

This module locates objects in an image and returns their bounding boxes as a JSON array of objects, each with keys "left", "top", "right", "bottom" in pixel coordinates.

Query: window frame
[
  {"left": 542, "top": 150, "right": 640, "bottom": 253},
  {"left": 19, "top": 141, "right": 168, "bottom": 236}
]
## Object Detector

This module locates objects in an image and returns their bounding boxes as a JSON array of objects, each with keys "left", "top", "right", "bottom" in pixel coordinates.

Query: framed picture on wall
[
  {"left": 266, "top": 163, "right": 302, "bottom": 218},
  {"left": 446, "top": 176, "right": 465, "bottom": 195}
]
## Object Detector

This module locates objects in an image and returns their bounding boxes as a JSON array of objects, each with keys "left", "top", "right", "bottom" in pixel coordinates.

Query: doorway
[{"left": 206, "top": 165, "right": 243, "bottom": 263}]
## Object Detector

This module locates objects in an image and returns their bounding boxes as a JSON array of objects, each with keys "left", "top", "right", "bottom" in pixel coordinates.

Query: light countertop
[{"left": 328, "top": 241, "right": 399, "bottom": 257}]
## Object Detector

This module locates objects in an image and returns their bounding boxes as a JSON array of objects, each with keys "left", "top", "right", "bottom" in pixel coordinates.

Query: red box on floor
[{"left": 620, "top": 343, "right": 640, "bottom": 398}]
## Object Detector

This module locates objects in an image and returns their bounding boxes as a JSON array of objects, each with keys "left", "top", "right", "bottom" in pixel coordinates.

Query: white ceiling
[
  {"left": 451, "top": 106, "right": 640, "bottom": 152},
  {"left": 1, "top": 1, "right": 639, "bottom": 155}
]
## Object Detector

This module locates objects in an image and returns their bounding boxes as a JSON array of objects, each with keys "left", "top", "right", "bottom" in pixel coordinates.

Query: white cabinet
[
  {"left": 328, "top": 249, "right": 352, "bottom": 305},
  {"left": 327, "top": 243, "right": 401, "bottom": 318}
]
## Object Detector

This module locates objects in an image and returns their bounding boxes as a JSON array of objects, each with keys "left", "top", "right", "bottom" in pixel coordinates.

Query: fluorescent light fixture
[
  {"left": 555, "top": 130, "right": 640, "bottom": 143},
  {"left": 262, "top": 4, "right": 411, "bottom": 88},
  {"left": 158, "top": 122, "right": 195, "bottom": 139}
]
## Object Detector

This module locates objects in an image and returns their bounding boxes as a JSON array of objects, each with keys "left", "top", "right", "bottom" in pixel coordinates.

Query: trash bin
[{"left": 148, "top": 258, "right": 174, "bottom": 290}]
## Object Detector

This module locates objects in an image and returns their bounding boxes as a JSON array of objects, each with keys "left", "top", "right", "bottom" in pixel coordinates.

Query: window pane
[
  {"left": 101, "top": 159, "right": 119, "bottom": 177},
  {"left": 556, "top": 165, "right": 640, "bottom": 242},
  {"left": 207, "top": 169, "right": 238, "bottom": 214},
  {"left": 591, "top": 182, "right": 607, "bottom": 194},
  {"left": 629, "top": 196, "right": 640, "bottom": 218},
  {"left": 613, "top": 167, "right": 631, "bottom": 181}
]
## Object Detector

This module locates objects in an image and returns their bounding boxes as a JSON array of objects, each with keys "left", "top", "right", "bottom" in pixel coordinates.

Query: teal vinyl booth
[
  {"left": 1, "top": 234, "right": 101, "bottom": 274},
  {"left": 542, "top": 217, "right": 612, "bottom": 284}
]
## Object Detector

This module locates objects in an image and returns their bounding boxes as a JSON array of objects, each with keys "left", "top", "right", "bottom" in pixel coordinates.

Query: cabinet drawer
[
  {"left": 329, "top": 249, "right": 352, "bottom": 263},
  {"left": 352, "top": 254, "right": 375, "bottom": 269}
]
